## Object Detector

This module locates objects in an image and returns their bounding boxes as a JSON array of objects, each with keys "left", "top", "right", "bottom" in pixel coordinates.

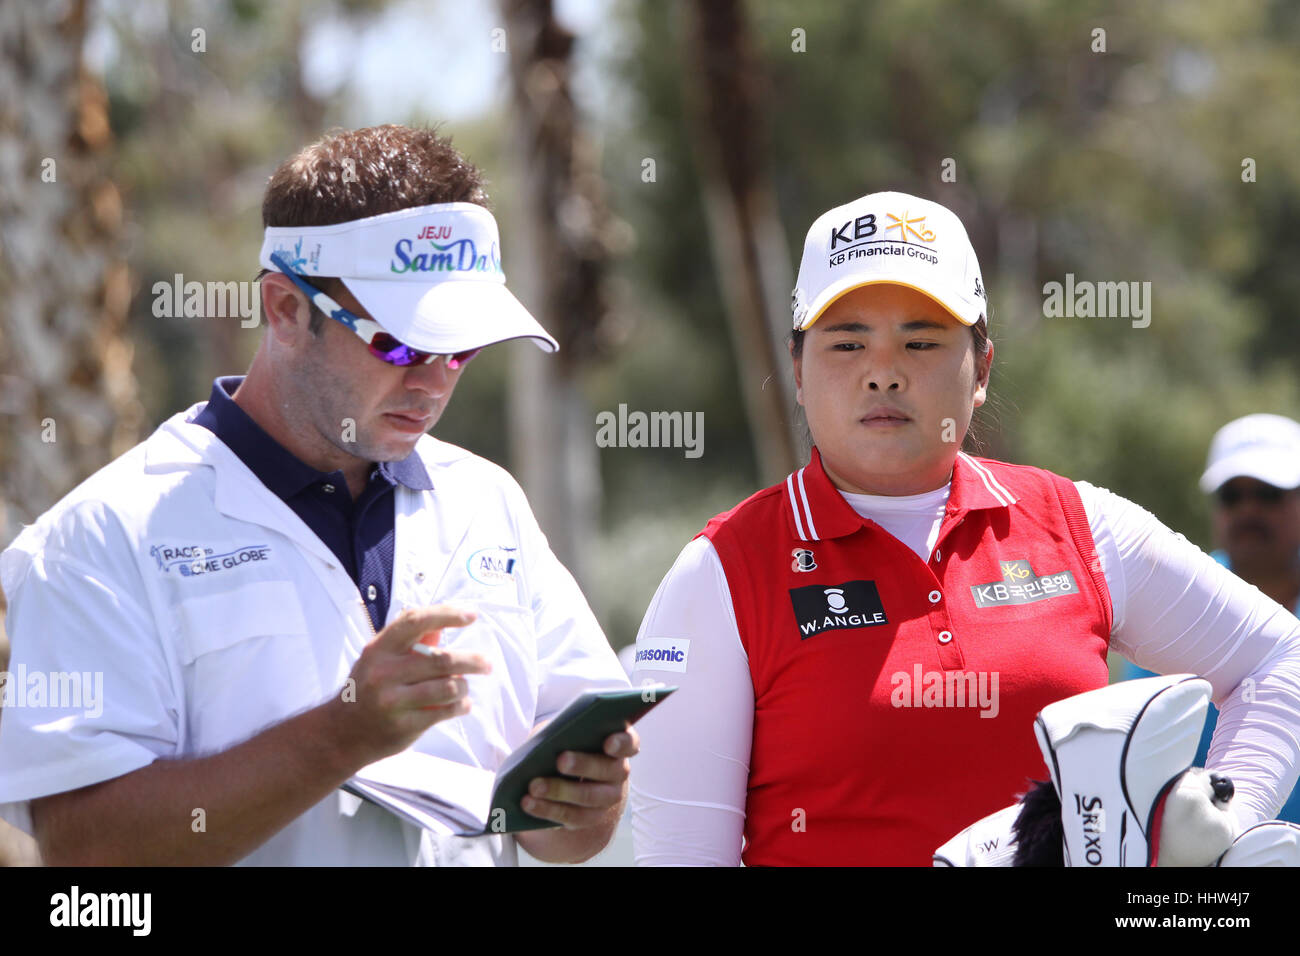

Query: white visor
[{"left": 259, "top": 203, "right": 558, "bottom": 354}]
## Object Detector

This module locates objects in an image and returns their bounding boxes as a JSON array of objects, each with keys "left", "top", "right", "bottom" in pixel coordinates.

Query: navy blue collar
[{"left": 190, "top": 376, "right": 434, "bottom": 496}]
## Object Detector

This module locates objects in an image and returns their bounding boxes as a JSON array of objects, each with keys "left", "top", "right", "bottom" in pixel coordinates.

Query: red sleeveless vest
[{"left": 699, "top": 448, "right": 1113, "bottom": 865}]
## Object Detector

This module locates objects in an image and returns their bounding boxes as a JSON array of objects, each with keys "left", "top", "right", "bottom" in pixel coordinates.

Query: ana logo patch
[
  {"left": 789, "top": 580, "right": 888, "bottom": 639},
  {"left": 632, "top": 637, "right": 690, "bottom": 673},
  {"left": 467, "top": 546, "right": 518, "bottom": 586},
  {"left": 970, "top": 559, "right": 1079, "bottom": 608}
]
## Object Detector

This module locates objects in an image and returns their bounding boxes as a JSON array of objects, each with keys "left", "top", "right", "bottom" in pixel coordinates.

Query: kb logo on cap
[
  {"left": 830, "top": 213, "right": 877, "bottom": 251},
  {"left": 884, "top": 211, "right": 936, "bottom": 243}
]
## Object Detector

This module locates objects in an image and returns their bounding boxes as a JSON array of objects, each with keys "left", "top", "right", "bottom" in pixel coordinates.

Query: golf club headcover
[
  {"left": 932, "top": 804, "right": 1021, "bottom": 866},
  {"left": 1034, "top": 673, "right": 1210, "bottom": 866},
  {"left": 1217, "top": 821, "right": 1300, "bottom": 867}
]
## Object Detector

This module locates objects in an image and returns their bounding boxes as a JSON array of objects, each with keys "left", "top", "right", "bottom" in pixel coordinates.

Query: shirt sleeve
[
  {"left": 510, "top": 488, "right": 629, "bottom": 725},
  {"left": 0, "top": 505, "right": 182, "bottom": 836},
  {"left": 628, "top": 536, "right": 752, "bottom": 866},
  {"left": 1077, "top": 480, "right": 1300, "bottom": 826}
]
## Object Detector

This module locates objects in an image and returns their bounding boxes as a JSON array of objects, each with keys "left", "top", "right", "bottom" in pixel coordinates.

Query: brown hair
[{"left": 257, "top": 124, "right": 490, "bottom": 334}]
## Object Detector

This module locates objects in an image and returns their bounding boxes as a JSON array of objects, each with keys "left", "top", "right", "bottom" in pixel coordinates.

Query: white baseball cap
[
  {"left": 259, "top": 202, "right": 558, "bottom": 354},
  {"left": 791, "top": 191, "right": 987, "bottom": 331},
  {"left": 1199, "top": 414, "right": 1300, "bottom": 493}
]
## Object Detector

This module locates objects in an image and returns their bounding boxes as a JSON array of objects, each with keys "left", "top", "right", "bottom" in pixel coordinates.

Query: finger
[
  {"left": 401, "top": 648, "right": 493, "bottom": 680},
  {"left": 408, "top": 697, "right": 472, "bottom": 727},
  {"left": 419, "top": 697, "right": 472, "bottom": 716},
  {"left": 417, "top": 697, "right": 472, "bottom": 719},
  {"left": 527, "top": 775, "right": 624, "bottom": 810},
  {"left": 379, "top": 698, "right": 472, "bottom": 741},
  {"left": 416, "top": 675, "right": 471, "bottom": 710},
  {"left": 519, "top": 794, "right": 610, "bottom": 830},
  {"left": 383, "top": 675, "right": 472, "bottom": 712},
  {"left": 408, "top": 604, "right": 478, "bottom": 652},
  {"left": 374, "top": 605, "right": 478, "bottom": 653},
  {"left": 552, "top": 750, "right": 631, "bottom": 784},
  {"left": 602, "top": 726, "right": 639, "bottom": 758}
]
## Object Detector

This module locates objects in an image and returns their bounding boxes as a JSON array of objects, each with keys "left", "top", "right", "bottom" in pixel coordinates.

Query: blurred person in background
[
  {"left": 1117, "top": 413, "right": 1300, "bottom": 822},
  {"left": 1204, "top": 416, "right": 1300, "bottom": 615}
]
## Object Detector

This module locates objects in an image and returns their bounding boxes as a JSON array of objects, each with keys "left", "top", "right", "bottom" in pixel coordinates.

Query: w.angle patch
[{"left": 789, "top": 580, "right": 888, "bottom": 639}]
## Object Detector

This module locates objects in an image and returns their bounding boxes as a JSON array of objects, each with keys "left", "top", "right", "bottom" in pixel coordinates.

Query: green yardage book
[
  {"left": 342, "top": 685, "right": 677, "bottom": 836},
  {"left": 483, "top": 685, "right": 677, "bottom": 834}
]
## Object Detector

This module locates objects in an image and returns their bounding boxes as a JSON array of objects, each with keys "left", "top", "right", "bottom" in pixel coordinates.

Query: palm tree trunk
[
  {"left": 501, "top": 0, "right": 621, "bottom": 585},
  {"left": 0, "top": 0, "right": 143, "bottom": 866},
  {"left": 680, "top": 0, "right": 800, "bottom": 482}
]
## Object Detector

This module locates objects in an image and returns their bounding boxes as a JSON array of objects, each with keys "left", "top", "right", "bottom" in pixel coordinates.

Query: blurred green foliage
[
  {"left": 95, "top": 0, "right": 1300, "bottom": 647},
  {"left": 611, "top": 0, "right": 1300, "bottom": 541}
]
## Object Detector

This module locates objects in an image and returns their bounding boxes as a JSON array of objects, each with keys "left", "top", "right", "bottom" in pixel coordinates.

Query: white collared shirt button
[
  {"left": 928, "top": 589, "right": 942, "bottom": 604},
  {"left": 937, "top": 630, "right": 953, "bottom": 644},
  {"left": 322, "top": 483, "right": 336, "bottom": 494},
  {"left": 367, "top": 584, "right": 377, "bottom": 601},
  {"left": 933, "top": 548, "right": 941, "bottom": 562}
]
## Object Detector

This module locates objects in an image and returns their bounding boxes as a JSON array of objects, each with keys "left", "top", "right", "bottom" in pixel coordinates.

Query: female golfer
[{"left": 628, "top": 191, "right": 1300, "bottom": 866}]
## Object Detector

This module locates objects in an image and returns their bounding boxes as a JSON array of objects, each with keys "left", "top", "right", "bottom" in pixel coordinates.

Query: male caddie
[{"left": 0, "top": 125, "right": 634, "bottom": 865}]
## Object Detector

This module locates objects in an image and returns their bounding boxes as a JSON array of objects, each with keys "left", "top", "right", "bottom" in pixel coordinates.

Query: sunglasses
[
  {"left": 268, "top": 252, "right": 481, "bottom": 369},
  {"left": 1215, "top": 482, "right": 1290, "bottom": 507}
]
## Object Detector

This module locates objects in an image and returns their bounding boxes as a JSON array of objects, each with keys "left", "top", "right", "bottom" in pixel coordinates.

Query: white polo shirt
[{"left": 0, "top": 405, "right": 629, "bottom": 865}]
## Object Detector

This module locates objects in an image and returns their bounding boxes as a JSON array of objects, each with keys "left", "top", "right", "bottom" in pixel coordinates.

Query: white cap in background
[{"left": 1200, "top": 414, "right": 1300, "bottom": 494}]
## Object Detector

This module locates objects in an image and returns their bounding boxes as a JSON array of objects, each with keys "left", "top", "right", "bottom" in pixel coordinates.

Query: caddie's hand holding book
[{"left": 342, "top": 686, "right": 676, "bottom": 836}]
